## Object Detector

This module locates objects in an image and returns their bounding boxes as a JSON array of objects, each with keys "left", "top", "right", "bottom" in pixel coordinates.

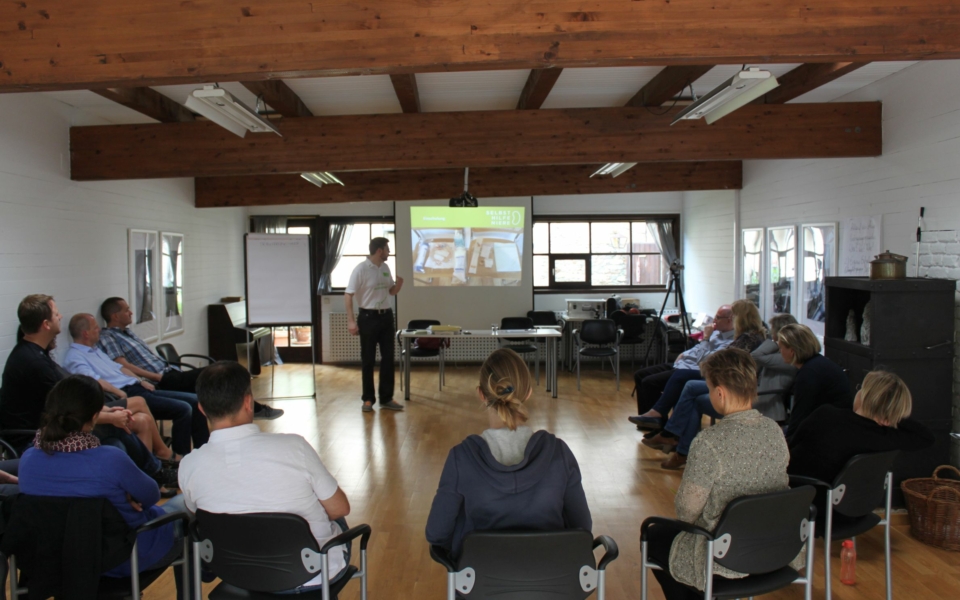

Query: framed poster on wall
[
  {"left": 800, "top": 223, "right": 837, "bottom": 336},
  {"left": 161, "top": 232, "right": 184, "bottom": 338},
  {"left": 127, "top": 229, "right": 159, "bottom": 342}
]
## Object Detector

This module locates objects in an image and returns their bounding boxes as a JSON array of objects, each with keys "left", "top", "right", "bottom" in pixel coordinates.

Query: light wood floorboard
[{"left": 141, "top": 363, "right": 960, "bottom": 599}]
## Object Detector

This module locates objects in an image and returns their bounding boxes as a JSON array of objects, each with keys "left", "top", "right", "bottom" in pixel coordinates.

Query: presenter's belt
[{"left": 359, "top": 307, "right": 392, "bottom": 314}]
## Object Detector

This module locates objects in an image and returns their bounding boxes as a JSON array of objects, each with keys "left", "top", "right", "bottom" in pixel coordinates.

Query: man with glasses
[{"left": 628, "top": 305, "right": 735, "bottom": 428}]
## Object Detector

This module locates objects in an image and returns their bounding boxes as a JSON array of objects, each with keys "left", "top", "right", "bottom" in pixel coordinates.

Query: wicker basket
[{"left": 901, "top": 465, "right": 960, "bottom": 551}]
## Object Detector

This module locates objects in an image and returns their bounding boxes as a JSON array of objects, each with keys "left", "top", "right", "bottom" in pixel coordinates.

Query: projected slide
[{"left": 411, "top": 207, "right": 525, "bottom": 287}]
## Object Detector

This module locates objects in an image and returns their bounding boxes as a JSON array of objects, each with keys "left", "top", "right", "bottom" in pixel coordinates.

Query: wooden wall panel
[
  {"left": 2, "top": 1, "right": 959, "bottom": 91},
  {"left": 195, "top": 162, "right": 743, "bottom": 207},
  {"left": 70, "top": 103, "right": 881, "bottom": 180}
]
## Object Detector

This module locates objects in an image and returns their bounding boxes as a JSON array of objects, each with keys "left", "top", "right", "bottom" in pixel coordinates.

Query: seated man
[
  {"left": 628, "top": 304, "right": 735, "bottom": 429},
  {"left": 179, "top": 361, "right": 351, "bottom": 591},
  {"left": 97, "top": 297, "right": 283, "bottom": 420},
  {"left": 0, "top": 295, "right": 177, "bottom": 488},
  {"left": 65, "top": 313, "right": 209, "bottom": 458}
]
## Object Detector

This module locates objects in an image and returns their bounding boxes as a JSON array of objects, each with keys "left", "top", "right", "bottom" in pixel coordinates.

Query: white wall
[
  {"left": 739, "top": 59, "right": 960, "bottom": 465},
  {"left": 0, "top": 93, "right": 246, "bottom": 367},
  {"left": 681, "top": 190, "right": 737, "bottom": 315}
]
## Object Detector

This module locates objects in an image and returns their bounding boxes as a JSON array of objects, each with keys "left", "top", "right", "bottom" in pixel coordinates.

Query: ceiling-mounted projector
[{"left": 185, "top": 86, "right": 282, "bottom": 138}]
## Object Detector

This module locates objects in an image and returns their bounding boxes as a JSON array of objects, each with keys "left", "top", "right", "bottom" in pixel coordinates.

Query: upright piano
[{"left": 207, "top": 301, "right": 271, "bottom": 375}]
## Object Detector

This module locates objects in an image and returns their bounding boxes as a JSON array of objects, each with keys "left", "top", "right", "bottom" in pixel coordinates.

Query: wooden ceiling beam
[
  {"left": 389, "top": 74, "right": 421, "bottom": 113},
  {"left": 759, "top": 62, "right": 870, "bottom": 104},
  {"left": 195, "top": 162, "right": 742, "bottom": 207},
  {"left": 90, "top": 87, "right": 194, "bottom": 123},
  {"left": 69, "top": 103, "right": 881, "bottom": 181},
  {"left": 3, "top": 1, "right": 960, "bottom": 92},
  {"left": 517, "top": 69, "right": 563, "bottom": 110},
  {"left": 240, "top": 80, "right": 313, "bottom": 118},
  {"left": 625, "top": 66, "right": 714, "bottom": 108}
]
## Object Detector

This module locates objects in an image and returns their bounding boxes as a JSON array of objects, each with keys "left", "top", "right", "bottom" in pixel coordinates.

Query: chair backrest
[
  {"left": 618, "top": 314, "right": 648, "bottom": 340},
  {"left": 830, "top": 451, "right": 899, "bottom": 518},
  {"left": 501, "top": 317, "right": 534, "bottom": 330},
  {"left": 193, "top": 510, "right": 320, "bottom": 592},
  {"left": 155, "top": 343, "right": 179, "bottom": 363},
  {"left": 527, "top": 311, "right": 558, "bottom": 326},
  {"left": 711, "top": 486, "right": 816, "bottom": 575},
  {"left": 408, "top": 319, "right": 441, "bottom": 330},
  {"left": 579, "top": 319, "right": 617, "bottom": 345},
  {"left": 456, "top": 530, "right": 597, "bottom": 600}
]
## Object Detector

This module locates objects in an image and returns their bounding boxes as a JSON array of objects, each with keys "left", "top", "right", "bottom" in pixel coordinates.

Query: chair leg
[
  {"left": 884, "top": 472, "right": 893, "bottom": 600},
  {"left": 640, "top": 540, "right": 648, "bottom": 600},
  {"left": 535, "top": 346, "right": 540, "bottom": 386},
  {"left": 824, "top": 489, "right": 834, "bottom": 600},
  {"left": 615, "top": 352, "right": 620, "bottom": 391},
  {"left": 576, "top": 352, "right": 581, "bottom": 391}
]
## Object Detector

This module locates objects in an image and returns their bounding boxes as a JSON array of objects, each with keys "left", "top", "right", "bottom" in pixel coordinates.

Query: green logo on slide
[{"left": 410, "top": 207, "right": 525, "bottom": 229}]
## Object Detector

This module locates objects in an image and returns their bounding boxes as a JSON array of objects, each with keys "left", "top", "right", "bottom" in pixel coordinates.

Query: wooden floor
[{"left": 143, "top": 363, "right": 960, "bottom": 599}]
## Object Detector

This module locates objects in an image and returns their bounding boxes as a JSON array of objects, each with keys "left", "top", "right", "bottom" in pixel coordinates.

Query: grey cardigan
[
  {"left": 668, "top": 409, "right": 798, "bottom": 590},
  {"left": 751, "top": 339, "right": 798, "bottom": 422}
]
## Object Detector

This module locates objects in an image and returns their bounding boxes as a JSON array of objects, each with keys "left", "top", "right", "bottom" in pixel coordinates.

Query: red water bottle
[{"left": 840, "top": 540, "right": 856, "bottom": 585}]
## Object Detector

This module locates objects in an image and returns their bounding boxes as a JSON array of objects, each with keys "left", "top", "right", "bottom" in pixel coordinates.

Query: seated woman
[
  {"left": 18, "top": 375, "right": 191, "bottom": 598},
  {"left": 788, "top": 370, "right": 934, "bottom": 522},
  {"left": 643, "top": 300, "right": 772, "bottom": 469},
  {"left": 777, "top": 323, "right": 852, "bottom": 435},
  {"left": 646, "top": 348, "right": 795, "bottom": 600},
  {"left": 636, "top": 299, "right": 768, "bottom": 428},
  {"left": 425, "top": 348, "right": 592, "bottom": 559}
]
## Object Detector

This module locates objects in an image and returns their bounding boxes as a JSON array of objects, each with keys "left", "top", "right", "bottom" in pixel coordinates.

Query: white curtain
[
  {"left": 252, "top": 216, "right": 288, "bottom": 234},
  {"left": 647, "top": 221, "right": 679, "bottom": 266}
]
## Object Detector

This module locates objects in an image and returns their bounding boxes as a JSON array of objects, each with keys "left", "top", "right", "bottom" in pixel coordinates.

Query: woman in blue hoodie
[{"left": 426, "top": 348, "right": 592, "bottom": 559}]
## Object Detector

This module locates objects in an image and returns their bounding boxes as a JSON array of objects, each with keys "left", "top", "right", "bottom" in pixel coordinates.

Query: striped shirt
[{"left": 97, "top": 327, "right": 169, "bottom": 374}]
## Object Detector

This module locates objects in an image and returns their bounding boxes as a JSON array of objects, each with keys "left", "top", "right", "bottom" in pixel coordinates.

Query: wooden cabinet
[{"left": 825, "top": 277, "right": 955, "bottom": 502}]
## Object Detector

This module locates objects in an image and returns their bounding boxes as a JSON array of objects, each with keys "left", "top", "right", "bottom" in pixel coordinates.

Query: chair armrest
[
  {"left": 164, "top": 360, "right": 196, "bottom": 370},
  {"left": 788, "top": 475, "right": 830, "bottom": 489},
  {"left": 593, "top": 535, "right": 619, "bottom": 570},
  {"left": 179, "top": 354, "right": 216, "bottom": 365},
  {"left": 640, "top": 516, "right": 714, "bottom": 541},
  {"left": 429, "top": 544, "right": 457, "bottom": 572},
  {"left": 135, "top": 511, "right": 191, "bottom": 535},
  {"left": 320, "top": 523, "right": 372, "bottom": 554}
]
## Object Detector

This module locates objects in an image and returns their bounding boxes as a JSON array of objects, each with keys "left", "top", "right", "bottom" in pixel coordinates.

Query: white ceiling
[{"left": 40, "top": 62, "right": 919, "bottom": 126}]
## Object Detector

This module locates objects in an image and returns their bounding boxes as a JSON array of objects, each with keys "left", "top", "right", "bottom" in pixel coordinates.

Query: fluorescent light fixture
[
  {"left": 590, "top": 162, "right": 638, "bottom": 178},
  {"left": 672, "top": 68, "right": 780, "bottom": 125},
  {"left": 301, "top": 172, "right": 345, "bottom": 188},
  {"left": 184, "top": 86, "right": 281, "bottom": 137}
]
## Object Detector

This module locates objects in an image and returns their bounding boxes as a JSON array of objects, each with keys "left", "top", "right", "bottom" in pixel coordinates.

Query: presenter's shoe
[
  {"left": 661, "top": 453, "right": 687, "bottom": 470},
  {"left": 380, "top": 401, "right": 405, "bottom": 411},
  {"left": 254, "top": 404, "right": 284, "bottom": 420},
  {"left": 362, "top": 402, "right": 374, "bottom": 413}
]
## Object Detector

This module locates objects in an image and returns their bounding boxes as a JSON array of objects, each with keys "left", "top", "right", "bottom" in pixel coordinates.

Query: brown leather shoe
[
  {"left": 641, "top": 433, "right": 678, "bottom": 453},
  {"left": 661, "top": 453, "right": 687, "bottom": 470}
]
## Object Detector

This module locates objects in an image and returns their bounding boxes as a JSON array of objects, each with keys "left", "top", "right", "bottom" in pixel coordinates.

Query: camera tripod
[{"left": 642, "top": 260, "right": 692, "bottom": 365}]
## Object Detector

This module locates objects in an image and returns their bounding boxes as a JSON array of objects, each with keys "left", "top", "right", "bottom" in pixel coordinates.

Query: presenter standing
[{"left": 345, "top": 237, "right": 405, "bottom": 413}]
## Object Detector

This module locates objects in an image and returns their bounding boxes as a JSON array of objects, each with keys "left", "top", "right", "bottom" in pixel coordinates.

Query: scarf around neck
[{"left": 33, "top": 430, "right": 100, "bottom": 453}]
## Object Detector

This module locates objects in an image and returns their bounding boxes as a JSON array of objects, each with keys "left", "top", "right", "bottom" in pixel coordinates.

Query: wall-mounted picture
[
  {"left": 128, "top": 229, "right": 159, "bottom": 342},
  {"left": 161, "top": 232, "right": 184, "bottom": 337},
  {"left": 800, "top": 223, "right": 837, "bottom": 336}
]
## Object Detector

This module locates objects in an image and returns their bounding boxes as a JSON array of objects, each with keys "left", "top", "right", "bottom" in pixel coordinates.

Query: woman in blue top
[
  {"left": 426, "top": 348, "right": 592, "bottom": 559},
  {"left": 19, "top": 375, "right": 190, "bottom": 598}
]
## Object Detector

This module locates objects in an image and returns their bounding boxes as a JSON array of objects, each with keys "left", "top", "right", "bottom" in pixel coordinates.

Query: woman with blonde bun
[{"left": 425, "top": 348, "right": 592, "bottom": 559}]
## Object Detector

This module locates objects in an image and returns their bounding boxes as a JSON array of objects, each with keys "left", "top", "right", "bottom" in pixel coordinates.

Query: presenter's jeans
[{"left": 358, "top": 310, "right": 395, "bottom": 404}]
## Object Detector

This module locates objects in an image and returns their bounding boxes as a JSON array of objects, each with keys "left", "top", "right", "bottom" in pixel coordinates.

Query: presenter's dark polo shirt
[{"left": 0, "top": 340, "right": 63, "bottom": 435}]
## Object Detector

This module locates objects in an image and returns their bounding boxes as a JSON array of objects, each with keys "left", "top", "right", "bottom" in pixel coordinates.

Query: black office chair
[
  {"left": 156, "top": 343, "right": 215, "bottom": 370},
  {"left": 500, "top": 317, "right": 540, "bottom": 385},
  {"left": 574, "top": 319, "right": 622, "bottom": 391},
  {"left": 430, "top": 530, "right": 619, "bottom": 600},
  {"left": 789, "top": 450, "right": 899, "bottom": 600},
  {"left": 1, "top": 495, "right": 191, "bottom": 600},
  {"left": 191, "top": 510, "right": 371, "bottom": 600},
  {"left": 609, "top": 311, "right": 651, "bottom": 370},
  {"left": 640, "top": 486, "right": 816, "bottom": 600},
  {"left": 397, "top": 319, "right": 447, "bottom": 392}
]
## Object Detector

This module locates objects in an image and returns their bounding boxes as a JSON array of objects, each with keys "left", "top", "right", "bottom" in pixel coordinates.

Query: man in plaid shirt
[{"left": 98, "top": 297, "right": 283, "bottom": 420}]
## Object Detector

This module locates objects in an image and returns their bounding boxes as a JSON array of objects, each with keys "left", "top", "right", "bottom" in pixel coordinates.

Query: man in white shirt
[
  {"left": 344, "top": 237, "right": 404, "bottom": 412},
  {"left": 179, "top": 361, "right": 352, "bottom": 590}
]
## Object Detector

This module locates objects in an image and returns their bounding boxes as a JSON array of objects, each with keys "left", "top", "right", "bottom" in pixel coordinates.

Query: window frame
[
  {"left": 327, "top": 217, "right": 396, "bottom": 293},
  {"left": 532, "top": 214, "right": 680, "bottom": 294}
]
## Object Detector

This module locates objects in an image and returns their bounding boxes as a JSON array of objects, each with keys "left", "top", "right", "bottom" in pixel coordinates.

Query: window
[
  {"left": 532, "top": 217, "right": 676, "bottom": 290},
  {"left": 330, "top": 222, "right": 396, "bottom": 289}
]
